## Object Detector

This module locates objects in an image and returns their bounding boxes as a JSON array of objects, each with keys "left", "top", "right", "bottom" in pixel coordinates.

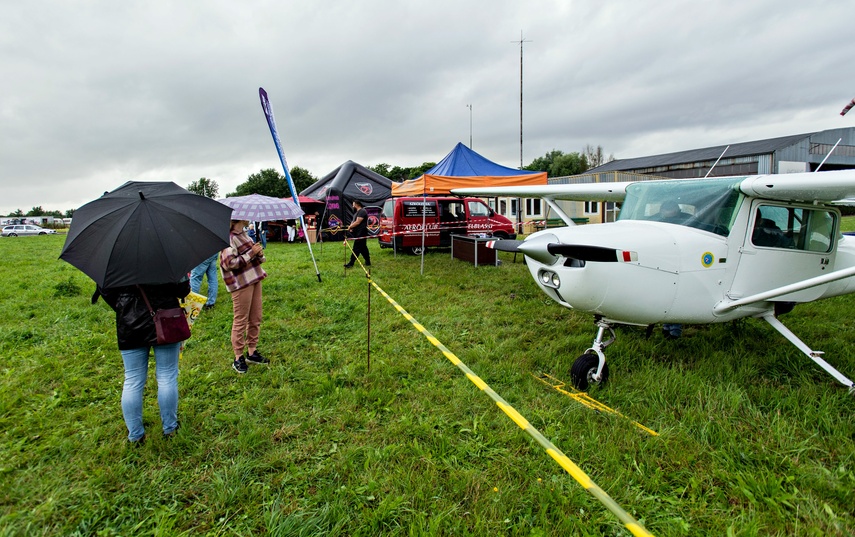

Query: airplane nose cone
[{"left": 518, "top": 233, "right": 559, "bottom": 265}]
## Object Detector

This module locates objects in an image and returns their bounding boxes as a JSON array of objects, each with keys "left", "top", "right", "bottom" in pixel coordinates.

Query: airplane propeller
[
  {"left": 485, "top": 239, "right": 524, "bottom": 252},
  {"left": 488, "top": 233, "right": 630, "bottom": 264},
  {"left": 546, "top": 244, "right": 622, "bottom": 262}
]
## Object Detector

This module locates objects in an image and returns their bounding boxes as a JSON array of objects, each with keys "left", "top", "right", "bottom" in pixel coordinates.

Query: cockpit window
[
  {"left": 751, "top": 205, "right": 836, "bottom": 252},
  {"left": 619, "top": 178, "right": 744, "bottom": 237}
]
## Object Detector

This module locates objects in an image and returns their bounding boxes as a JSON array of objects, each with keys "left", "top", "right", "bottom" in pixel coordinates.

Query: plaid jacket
[{"left": 220, "top": 230, "right": 267, "bottom": 292}]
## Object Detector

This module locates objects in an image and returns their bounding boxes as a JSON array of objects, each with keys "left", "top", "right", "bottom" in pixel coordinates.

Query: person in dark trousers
[{"left": 344, "top": 199, "right": 371, "bottom": 268}]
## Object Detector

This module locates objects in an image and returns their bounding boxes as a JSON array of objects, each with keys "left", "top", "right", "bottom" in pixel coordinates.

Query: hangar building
[{"left": 548, "top": 127, "right": 855, "bottom": 224}]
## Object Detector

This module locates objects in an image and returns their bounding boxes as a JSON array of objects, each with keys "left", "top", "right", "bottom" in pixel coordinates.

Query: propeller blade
[
  {"left": 547, "top": 244, "right": 621, "bottom": 262},
  {"left": 517, "top": 233, "right": 560, "bottom": 265},
  {"left": 486, "top": 239, "right": 524, "bottom": 252}
]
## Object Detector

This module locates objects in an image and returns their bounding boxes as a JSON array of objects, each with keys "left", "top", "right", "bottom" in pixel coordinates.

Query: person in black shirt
[{"left": 344, "top": 199, "right": 371, "bottom": 268}]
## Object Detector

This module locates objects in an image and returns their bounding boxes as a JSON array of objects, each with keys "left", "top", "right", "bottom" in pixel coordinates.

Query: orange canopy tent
[{"left": 391, "top": 142, "right": 546, "bottom": 196}]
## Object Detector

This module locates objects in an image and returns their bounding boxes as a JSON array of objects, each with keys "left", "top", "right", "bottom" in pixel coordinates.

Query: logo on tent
[
  {"left": 355, "top": 182, "right": 374, "bottom": 195},
  {"left": 327, "top": 214, "right": 343, "bottom": 235},
  {"left": 367, "top": 215, "right": 380, "bottom": 235}
]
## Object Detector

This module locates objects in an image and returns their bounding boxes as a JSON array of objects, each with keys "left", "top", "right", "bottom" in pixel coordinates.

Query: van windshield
[{"left": 618, "top": 178, "right": 744, "bottom": 236}]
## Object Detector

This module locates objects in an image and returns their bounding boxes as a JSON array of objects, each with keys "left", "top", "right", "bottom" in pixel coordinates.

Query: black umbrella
[{"left": 60, "top": 181, "right": 233, "bottom": 288}]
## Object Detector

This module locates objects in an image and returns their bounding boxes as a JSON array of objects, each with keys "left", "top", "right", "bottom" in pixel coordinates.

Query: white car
[{"left": 1, "top": 224, "right": 57, "bottom": 237}]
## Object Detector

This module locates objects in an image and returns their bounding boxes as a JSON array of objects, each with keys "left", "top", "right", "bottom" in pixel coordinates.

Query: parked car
[{"left": 1, "top": 224, "right": 57, "bottom": 237}]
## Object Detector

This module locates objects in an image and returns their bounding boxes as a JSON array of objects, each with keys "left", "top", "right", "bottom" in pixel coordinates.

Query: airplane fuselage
[{"left": 523, "top": 177, "right": 855, "bottom": 326}]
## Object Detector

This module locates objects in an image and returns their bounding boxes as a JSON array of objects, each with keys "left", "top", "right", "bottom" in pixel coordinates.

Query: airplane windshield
[{"left": 618, "top": 178, "right": 744, "bottom": 236}]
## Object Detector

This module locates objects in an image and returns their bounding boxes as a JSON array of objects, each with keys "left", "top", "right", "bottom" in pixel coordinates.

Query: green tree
[
  {"left": 368, "top": 162, "right": 436, "bottom": 182},
  {"left": 368, "top": 163, "right": 391, "bottom": 177},
  {"left": 409, "top": 162, "right": 436, "bottom": 180},
  {"left": 228, "top": 168, "right": 289, "bottom": 198},
  {"left": 8, "top": 209, "right": 24, "bottom": 217},
  {"left": 187, "top": 177, "right": 219, "bottom": 198},
  {"left": 26, "top": 206, "right": 45, "bottom": 216},
  {"left": 524, "top": 150, "right": 564, "bottom": 175},
  {"left": 387, "top": 166, "right": 410, "bottom": 182},
  {"left": 290, "top": 166, "right": 317, "bottom": 194},
  {"left": 525, "top": 149, "right": 597, "bottom": 177},
  {"left": 64, "top": 209, "right": 75, "bottom": 218},
  {"left": 552, "top": 152, "right": 589, "bottom": 177}
]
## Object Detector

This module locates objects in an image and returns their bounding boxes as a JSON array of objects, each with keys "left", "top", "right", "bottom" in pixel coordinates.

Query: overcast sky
[{"left": 2, "top": 0, "right": 853, "bottom": 214}]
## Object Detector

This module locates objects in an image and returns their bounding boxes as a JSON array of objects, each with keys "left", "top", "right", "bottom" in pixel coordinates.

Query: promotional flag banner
[{"left": 259, "top": 87, "right": 321, "bottom": 281}]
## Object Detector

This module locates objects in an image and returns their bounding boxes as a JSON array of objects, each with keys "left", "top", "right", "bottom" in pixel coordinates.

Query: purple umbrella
[{"left": 217, "top": 194, "right": 305, "bottom": 221}]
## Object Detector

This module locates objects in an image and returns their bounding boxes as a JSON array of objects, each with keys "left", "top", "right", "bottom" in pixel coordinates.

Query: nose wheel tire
[{"left": 570, "top": 353, "right": 609, "bottom": 391}]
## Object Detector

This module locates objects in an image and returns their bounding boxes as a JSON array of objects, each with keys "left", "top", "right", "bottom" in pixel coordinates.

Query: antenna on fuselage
[
  {"left": 815, "top": 138, "right": 841, "bottom": 172},
  {"left": 704, "top": 145, "right": 729, "bottom": 178}
]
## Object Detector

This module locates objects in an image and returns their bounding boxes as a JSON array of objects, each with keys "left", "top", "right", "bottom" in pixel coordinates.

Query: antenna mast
[{"left": 514, "top": 31, "right": 532, "bottom": 169}]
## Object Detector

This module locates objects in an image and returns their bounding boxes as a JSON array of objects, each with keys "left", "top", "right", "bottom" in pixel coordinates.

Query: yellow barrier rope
[{"left": 359, "top": 262, "right": 653, "bottom": 536}]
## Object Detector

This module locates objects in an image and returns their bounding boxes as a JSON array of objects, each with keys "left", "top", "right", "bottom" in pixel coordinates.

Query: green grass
[{"left": 1, "top": 225, "right": 854, "bottom": 536}]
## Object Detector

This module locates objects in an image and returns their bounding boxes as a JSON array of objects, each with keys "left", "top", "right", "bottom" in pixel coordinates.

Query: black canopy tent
[{"left": 300, "top": 161, "right": 392, "bottom": 242}]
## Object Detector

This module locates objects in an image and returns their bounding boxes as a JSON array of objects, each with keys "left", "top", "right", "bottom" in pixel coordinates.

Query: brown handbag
[{"left": 137, "top": 285, "right": 191, "bottom": 345}]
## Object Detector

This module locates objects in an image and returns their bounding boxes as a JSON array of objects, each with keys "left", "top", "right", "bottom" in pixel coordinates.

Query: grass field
[{"left": 1, "top": 226, "right": 854, "bottom": 536}]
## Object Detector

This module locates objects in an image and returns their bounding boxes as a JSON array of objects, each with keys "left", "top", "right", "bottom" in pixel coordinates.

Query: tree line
[
  {"left": 189, "top": 144, "right": 613, "bottom": 199},
  {"left": 5, "top": 145, "right": 612, "bottom": 213}
]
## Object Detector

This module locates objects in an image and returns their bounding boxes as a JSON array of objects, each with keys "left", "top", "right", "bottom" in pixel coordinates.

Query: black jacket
[{"left": 97, "top": 281, "right": 190, "bottom": 350}]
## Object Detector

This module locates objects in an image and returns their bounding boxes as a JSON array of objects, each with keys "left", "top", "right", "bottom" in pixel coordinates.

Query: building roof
[{"left": 588, "top": 132, "right": 815, "bottom": 173}]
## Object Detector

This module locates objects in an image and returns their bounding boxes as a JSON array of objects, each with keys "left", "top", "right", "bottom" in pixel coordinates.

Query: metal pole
[
  {"left": 467, "top": 104, "right": 473, "bottom": 149},
  {"left": 519, "top": 31, "right": 524, "bottom": 169},
  {"left": 514, "top": 31, "right": 531, "bottom": 237},
  {"left": 367, "top": 277, "right": 371, "bottom": 373}
]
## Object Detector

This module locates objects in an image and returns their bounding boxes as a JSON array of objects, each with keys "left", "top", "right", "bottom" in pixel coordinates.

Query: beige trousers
[{"left": 230, "top": 281, "right": 263, "bottom": 359}]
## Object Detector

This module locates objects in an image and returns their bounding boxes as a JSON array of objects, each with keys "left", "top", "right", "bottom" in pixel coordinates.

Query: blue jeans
[
  {"left": 120, "top": 343, "right": 180, "bottom": 441},
  {"left": 190, "top": 253, "right": 219, "bottom": 306}
]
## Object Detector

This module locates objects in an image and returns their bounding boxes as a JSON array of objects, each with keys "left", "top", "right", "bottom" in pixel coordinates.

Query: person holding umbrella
[
  {"left": 60, "top": 181, "right": 232, "bottom": 443},
  {"left": 97, "top": 281, "right": 190, "bottom": 442},
  {"left": 220, "top": 218, "right": 269, "bottom": 373}
]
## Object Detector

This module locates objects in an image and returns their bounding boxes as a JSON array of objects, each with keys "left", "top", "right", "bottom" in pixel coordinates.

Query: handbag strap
[{"left": 136, "top": 285, "right": 156, "bottom": 317}]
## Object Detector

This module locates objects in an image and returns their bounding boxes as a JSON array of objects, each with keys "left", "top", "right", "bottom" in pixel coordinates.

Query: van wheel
[
  {"left": 492, "top": 232, "right": 508, "bottom": 239},
  {"left": 408, "top": 246, "right": 425, "bottom": 255}
]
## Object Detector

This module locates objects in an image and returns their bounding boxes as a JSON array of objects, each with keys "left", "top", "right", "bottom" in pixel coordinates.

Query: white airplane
[{"left": 452, "top": 169, "right": 855, "bottom": 394}]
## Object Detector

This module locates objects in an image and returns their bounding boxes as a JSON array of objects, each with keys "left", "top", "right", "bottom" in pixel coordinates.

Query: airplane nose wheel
[
  {"left": 570, "top": 320, "right": 615, "bottom": 391},
  {"left": 571, "top": 353, "right": 609, "bottom": 391}
]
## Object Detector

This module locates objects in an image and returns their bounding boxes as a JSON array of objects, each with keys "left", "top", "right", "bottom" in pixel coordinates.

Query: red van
[{"left": 378, "top": 196, "right": 517, "bottom": 254}]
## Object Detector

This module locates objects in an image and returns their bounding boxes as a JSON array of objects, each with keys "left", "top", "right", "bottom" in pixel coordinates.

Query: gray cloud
[{"left": 1, "top": 0, "right": 853, "bottom": 214}]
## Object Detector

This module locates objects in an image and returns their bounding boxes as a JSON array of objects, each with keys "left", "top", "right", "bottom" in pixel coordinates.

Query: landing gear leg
[
  {"left": 570, "top": 319, "right": 615, "bottom": 391},
  {"left": 762, "top": 313, "right": 855, "bottom": 395}
]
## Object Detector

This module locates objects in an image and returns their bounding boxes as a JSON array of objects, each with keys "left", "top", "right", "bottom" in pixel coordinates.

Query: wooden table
[{"left": 450, "top": 235, "right": 498, "bottom": 267}]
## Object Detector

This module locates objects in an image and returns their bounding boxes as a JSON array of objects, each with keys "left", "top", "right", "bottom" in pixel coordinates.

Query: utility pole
[
  {"left": 513, "top": 31, "right": 532, "bottom": 234},
  {"left": 514, "top": 30, "right": 532, "bottom": 169},
  {"left": 467, "top": 104, "right": 473, "bottom": 148}
]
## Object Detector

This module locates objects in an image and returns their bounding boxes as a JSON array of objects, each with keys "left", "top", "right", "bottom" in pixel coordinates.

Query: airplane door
[{"left": 728, "top": 202, "right": 837, "bottom": 303}]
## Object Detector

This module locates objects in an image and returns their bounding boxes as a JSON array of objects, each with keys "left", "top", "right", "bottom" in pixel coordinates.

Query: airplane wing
[
  {"left": 451, "top": 182, "right": 632, "bottom": 202},
  {"left": 738, "top": 169, "right": 855, "bottom": 202},
  {"left": 453, "top": 170, "right": 855, "bottom": 204}
]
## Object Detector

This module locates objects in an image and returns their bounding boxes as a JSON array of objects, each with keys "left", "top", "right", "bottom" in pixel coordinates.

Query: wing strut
[
  {"left": 543, "top": 197, "right": 577, "bottom": 227},
  {"left": 761, "top": 313, "right": 854, "bottom": 394}
]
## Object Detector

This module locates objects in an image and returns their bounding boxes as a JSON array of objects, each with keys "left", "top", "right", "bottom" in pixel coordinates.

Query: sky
[{"left": 2, "top": 0, "right": 854, "bottom": 215}]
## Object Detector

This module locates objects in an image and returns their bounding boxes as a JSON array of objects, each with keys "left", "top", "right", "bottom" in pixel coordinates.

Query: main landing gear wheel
[{"left": 570, "top": 353, "right": 609, "bottom": 391}]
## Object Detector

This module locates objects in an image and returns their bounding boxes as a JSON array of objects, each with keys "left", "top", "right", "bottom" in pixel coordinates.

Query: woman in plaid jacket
[{"left": 220, "top": 219, "right": 269, "bottom": 373}]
